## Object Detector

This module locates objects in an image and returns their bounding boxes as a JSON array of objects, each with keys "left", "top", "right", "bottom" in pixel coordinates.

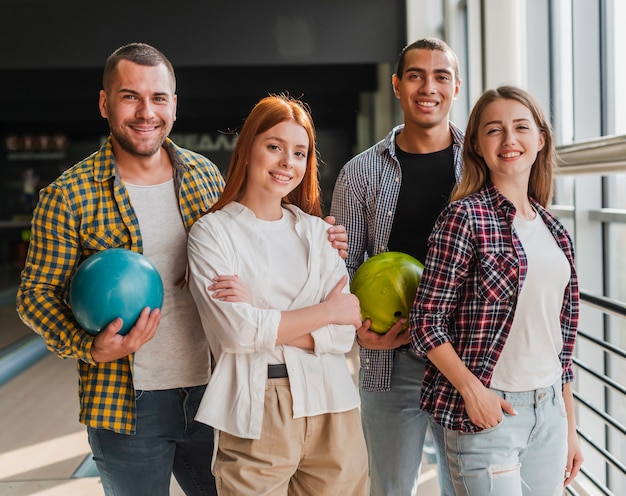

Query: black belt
[{"left": 268, "top": 364, "right": 289, "bottom": 378}]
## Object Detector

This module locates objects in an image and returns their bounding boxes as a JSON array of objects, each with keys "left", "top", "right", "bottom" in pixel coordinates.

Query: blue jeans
[
  {"left": 88, "top": 385, "right": 216, "bottom": 496},
  {"left": 445, "top": 382, "right": 568, "bottom": 496},
  {"left": 360, "top": 348, "right": 455, "bottom": 496}
]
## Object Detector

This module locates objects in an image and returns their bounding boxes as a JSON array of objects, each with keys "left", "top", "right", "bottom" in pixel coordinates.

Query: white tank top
[
  {"left": 490, "top": 212, "right": 570, "bottom": 392},
  {"left": 126, "top": 179, "right": 211, "bottom": 390}
]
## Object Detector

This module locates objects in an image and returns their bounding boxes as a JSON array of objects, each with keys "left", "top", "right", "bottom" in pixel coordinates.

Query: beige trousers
[{"left": 214, "top": 377, "right": 369, "bottom": 496}]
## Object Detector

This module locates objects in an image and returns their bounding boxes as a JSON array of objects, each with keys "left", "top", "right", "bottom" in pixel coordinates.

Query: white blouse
[{"left": 187, "top": 202, "right": 359, "bottom": 439}]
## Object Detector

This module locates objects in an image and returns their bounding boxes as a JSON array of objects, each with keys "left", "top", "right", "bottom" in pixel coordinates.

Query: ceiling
[{"left": 0, "top": 0, "right": 405, "bottom": 138}]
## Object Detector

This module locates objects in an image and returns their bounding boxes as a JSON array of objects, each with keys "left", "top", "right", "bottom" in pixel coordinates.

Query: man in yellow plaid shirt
[{"left": 17, "top": 43, "right": 222, "bottom": 496}]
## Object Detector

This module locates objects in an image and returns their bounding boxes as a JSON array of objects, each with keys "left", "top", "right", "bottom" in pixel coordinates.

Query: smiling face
[
  {"left": 239, "top": 119, "right": 309, "bottom": 219},
  {"left": 474, "top": 98, "right": 545, "bottom": 186},
  {"left": 393, "top": 47, "right": 461, "bottom": 133},
  {"left": 99, "top": 59, "right": 177, "bottom": 158}
]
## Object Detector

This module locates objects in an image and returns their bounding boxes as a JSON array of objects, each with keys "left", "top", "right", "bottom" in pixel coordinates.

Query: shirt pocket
[
  {"left": 477, "top": 252, "right": 518, "bottom": 302},
  {"left": 82, "top": 229, "right": 131, "bottom": 253}
]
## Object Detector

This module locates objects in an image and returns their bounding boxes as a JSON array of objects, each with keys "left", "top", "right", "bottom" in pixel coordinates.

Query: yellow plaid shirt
[{"left": 17, "top": 136, "right": 224, "bottom": 434}]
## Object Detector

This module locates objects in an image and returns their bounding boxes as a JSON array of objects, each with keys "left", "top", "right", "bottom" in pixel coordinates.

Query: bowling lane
[
  {"left": 0, "top": 305, "right": 30, "bottom": 350},
  {"left": 0, "top": 351, "right": 103, "bottom": 495},
  {"left": 0, "top": 293, "right": 185, "bottom": 496},
  {"left": 0, "top": 285, "right": 105, "bottom": 495}
]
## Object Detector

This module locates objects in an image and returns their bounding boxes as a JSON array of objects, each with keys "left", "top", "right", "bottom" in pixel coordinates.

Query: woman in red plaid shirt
[{"left": 410, "top": 86, "right": 584, "bottom": 495}]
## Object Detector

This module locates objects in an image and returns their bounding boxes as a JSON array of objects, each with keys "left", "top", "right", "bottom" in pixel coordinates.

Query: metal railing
[
  {"left": 557, "top": 135, "right": 626, "bottom": 495},
  {"left": 568, "top": 291, "right": 626, "bottom": 495},
  {"left": 557, "top": 134, "right": 626, "bottom": 175}
]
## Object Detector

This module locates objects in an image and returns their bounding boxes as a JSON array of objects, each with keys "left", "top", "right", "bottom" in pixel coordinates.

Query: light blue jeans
[
  {"left": 360, "top": 347, "right": 455, "bottom": 496},
  {"left": 88, "top": 385, "right": 216, "bottom": 496},
  {"left": 445, "top": 382, "right": 568, "bottom": 496}
]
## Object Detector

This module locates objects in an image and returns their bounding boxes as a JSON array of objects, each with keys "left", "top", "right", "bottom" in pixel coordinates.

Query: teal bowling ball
[{"left": 69, "top": 248, "right": 164, "bottom": 336}]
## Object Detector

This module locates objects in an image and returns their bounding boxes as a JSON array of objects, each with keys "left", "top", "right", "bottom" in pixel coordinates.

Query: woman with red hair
[{"left": 187, "top": 94, "right": 368, "bottom": 495}]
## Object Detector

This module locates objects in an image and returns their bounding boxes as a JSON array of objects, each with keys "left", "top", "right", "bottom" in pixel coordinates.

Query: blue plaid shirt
[
  {"left": 330, "top": 123, "right": 464, "bottom": 391},
  {"left": 409, "top": 184, "right": 579, "bottom": 432},
  {"left": 17, "top": 137, "right": 224, "bottom": 434}
]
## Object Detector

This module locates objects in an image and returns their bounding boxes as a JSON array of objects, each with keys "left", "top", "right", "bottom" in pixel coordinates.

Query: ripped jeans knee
[{"left": 488, "top": 463, "right": 521, "bottom": 492}]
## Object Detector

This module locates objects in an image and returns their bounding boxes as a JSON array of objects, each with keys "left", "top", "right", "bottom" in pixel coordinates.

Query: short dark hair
[
  {"left": 102, "top": 42, "right": 176, "bottom": 91},
  {"left": 396, "top": 37, "right": 460, "bottom": 81}
]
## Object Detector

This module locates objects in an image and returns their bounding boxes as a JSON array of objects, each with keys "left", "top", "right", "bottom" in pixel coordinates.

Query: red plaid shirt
[{"left": 409, "top": 184, "right": 578, "bottom": 432}]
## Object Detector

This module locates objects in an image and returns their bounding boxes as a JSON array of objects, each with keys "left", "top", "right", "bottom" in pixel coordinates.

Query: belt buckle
[{"left": 267, "top": 364, "right": 288, "bottom": 379}]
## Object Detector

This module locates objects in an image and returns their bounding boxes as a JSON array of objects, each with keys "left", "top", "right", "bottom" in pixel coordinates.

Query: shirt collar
[
  {"left": 480, "top": 183, "right": 516, "bottom": 215},
  {"left": 92, "top": 136, "right": 192, "bottom": 184},
  {"left": 381, "top": 122, "right": 465, "bottom": 160}
]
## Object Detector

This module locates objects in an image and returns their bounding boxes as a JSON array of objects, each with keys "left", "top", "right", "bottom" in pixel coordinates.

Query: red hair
[{"left": 209, "top": 94, "right": 322, "bottom": 217}]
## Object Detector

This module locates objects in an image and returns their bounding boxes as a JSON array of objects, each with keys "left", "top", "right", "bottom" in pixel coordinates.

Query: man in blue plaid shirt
[{"left": 330, "top": 38, "right": 463, "bottom": 496}]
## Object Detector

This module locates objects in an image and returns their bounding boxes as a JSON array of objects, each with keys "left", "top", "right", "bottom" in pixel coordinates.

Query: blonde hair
[{"left": 452, "top": 85, "right": 556, "bottom": 207}]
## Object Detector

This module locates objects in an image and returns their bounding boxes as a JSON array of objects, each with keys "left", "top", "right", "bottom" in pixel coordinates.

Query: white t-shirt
[
  {"left": 490, "top": 212, "right": 570, "bottom": 391},
  {"left": 255, "top": 212, "right": 308, "bottom": 364},
  {"left": 126, "top": 179, "right": 210, "bottom": 390}
]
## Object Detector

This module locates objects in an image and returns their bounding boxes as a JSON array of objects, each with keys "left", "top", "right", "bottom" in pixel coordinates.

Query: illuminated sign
[
  {"left": 5, "top": 134, "right": 68, "bottom": 161},
  {"left": 168, "top": 133, "right": 237, "bottom": 153}
]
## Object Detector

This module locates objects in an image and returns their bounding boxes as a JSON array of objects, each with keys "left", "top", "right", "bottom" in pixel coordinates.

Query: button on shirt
[{"left": 409, "top": 184, "right": 579, "bottom": 432}]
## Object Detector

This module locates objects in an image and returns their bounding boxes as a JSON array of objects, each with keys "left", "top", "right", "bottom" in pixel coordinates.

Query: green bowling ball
[{"left": 351, "top": 251, "right": 424, "bottom": 334}]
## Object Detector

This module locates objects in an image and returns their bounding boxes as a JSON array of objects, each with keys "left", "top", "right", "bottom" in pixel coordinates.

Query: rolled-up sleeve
[
  {"left": 310, "top": 273, "right": 356, "bottom": 355},
  {"left": 17, "top": 182, "right": 96, "bottom": 364}
]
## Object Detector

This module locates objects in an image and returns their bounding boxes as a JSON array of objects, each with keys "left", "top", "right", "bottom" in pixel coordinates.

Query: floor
[{"left": 0, "top": 277, "right": 441, "bottom": 496}]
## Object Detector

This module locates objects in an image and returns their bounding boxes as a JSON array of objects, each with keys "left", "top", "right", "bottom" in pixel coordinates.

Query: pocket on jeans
[
  {"left": 135, "top": 390, "right": 146, "bottom": 401},
  {"left": 461, "top": 415, "right": 507, "bottom": 435}
]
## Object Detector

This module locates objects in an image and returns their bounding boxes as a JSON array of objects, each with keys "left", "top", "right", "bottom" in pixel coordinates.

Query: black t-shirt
[{"left": 387, "top": 142, "right": 456, "bottom": 264}]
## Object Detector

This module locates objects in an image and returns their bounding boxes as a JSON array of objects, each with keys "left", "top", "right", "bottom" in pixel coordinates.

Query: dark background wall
[
  {"left": 0, "top": 0, "right": 407, "bottom": 268},
  {"left": 0, "top": 0, "right": 406, "bottom": 128},
  {"left": 0, "top": 0, "right": 405, "bottom": 69}
]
